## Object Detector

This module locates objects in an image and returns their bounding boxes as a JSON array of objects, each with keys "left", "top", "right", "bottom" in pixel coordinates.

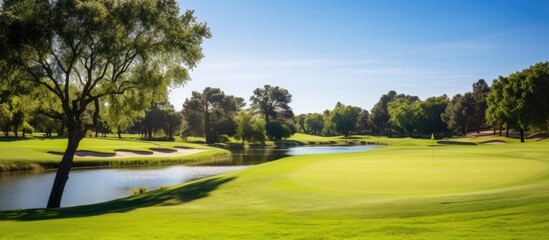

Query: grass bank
[
  {"left": 0, "top": 135, "right": 547, "bottom": 239},
  {"left": 0, "top": 137, "right": 230, "bottom": 172}
]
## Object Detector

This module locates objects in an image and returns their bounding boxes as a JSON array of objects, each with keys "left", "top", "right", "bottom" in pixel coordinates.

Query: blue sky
[{"left": 171, "top": 0, "right": 549, "bottom": 114}]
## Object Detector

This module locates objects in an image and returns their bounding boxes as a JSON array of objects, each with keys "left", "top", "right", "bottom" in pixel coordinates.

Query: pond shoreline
[
  {"left": 0, "top": 139, "right": 385, "bottom": 173},
  {"left": 0, "top": 145, "right": 382, "bottom": 210},
  {"left": 0, "top": 150, "right": 231, "bottom": 174}
]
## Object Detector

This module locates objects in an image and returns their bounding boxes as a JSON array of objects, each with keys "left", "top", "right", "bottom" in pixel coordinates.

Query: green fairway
[
  {"left": 0, "top": 136, "right": 548, "bottom": 239},
  {"left": 0, "top": 137, "right": 229, "bottom": 172}
]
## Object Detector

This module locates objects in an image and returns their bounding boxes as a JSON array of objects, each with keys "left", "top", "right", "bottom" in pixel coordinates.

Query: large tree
[
  {"left": 415, "top": 95, "right": 449, "bottom": 135},
  {"left": 387, "top": 98, "right": 416, "bottom": 137},
  {"left": 486, "top": 76, "right": 514, "bottom": 137},
  {"left": 250, "top": 85, "right": 294, "bottom": 122},
  {"left": 234, "top": 109, "right": 266, "bottom": 145},
  {"left": 356, "top": 109, "right": 370, "bottom": 134},
  {"left": 441, "top": 93, "right": 475, "bottom": 135},
  {"left": 183, "top": 87, "right": 244, "bottom": 144},
  {"left": 304, "top": 113, "right": 324, "bottom": 136},
  {"left": 503, "top": 62, "right": 549, "bottom": 142},
  {"left": 368, "top": 90, "right": 418, "bottom": 136},
  {"left": 0, "top": 0, "right": 210, "bottom": 208},
  {"left": 472, "top": 79, "right": 490, "bottom": 134},
  {"left": 328, "top": 104, "right": 362, "bottom": 137}
]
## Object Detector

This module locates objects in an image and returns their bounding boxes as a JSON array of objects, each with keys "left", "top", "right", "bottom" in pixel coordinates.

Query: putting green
[{"left": 289, "top": 152, "right": 547, "bottom": 197}]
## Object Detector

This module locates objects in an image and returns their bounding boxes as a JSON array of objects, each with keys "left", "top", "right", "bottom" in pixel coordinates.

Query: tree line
[
  {"left": 2, "top": 63, "right": 548, "bottom": 145},
  {"left": 295, "top": 62, "right": 548, "bottom": 143}
]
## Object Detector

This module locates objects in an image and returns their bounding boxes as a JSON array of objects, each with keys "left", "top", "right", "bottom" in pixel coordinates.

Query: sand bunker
[
  {"left": 480, "top": 140, "right": 506, "bottom": 145},
  {"left": 49, "top": 148, "right": 206, "bottom": 159}
]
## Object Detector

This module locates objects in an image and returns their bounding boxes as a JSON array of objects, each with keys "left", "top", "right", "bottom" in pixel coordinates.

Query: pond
[{"left": 0, "top": 145, "right": 380, "bottom": 210}]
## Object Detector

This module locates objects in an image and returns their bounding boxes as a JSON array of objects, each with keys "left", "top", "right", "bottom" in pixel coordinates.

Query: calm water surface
[{"left": 0, "top": 145, "right": 380, "bottom": 210}]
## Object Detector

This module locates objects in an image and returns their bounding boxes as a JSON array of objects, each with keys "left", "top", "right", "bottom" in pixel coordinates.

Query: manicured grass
[
  {"left": 0, "top": 137, "right": 230, "bottom": 172},
  {"left": 0, "top": 136, "right": 548, "bottom": 239}
]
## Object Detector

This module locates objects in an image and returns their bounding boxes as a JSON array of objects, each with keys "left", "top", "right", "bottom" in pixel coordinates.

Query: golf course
[{"left": 0, "top": 135, "right": 547, "bottom": 239}]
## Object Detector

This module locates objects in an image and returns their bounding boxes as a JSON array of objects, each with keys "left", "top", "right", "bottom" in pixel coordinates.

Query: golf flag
[{"left": 431, "top": 133, "right": 434, "bottom": 140}]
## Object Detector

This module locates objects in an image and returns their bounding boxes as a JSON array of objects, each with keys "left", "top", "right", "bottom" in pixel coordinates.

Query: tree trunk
[
  {"left": 493, "top": 127, "right": 496, "bottom": 135},
  {"left": 505, "top": 128, "right": 509, "bottom": 137},
  {"left": 47, "top": 131, "right": 82, "bottom": 208},
  {"left": 117, "top": 126, "right": 122, "bottom": 138},
  {"left": 22, "top": 129, "right": 25, "bottom": 138},
  {"left": 204, "top": 111, "right": 211, "bottom": 144},
  {"left": 147, "top": 128, "right": 153, "bottom": 140},
  {"left": 498, "top": 126, "right": 502, "bottom": 136},
  {"left": 520, "top": 128, "right": 525, "bottom": 143},
  {"left": 13, "top": 126, "right": 18, "bottom": 137},
  {"left": 477, "top": 117, "right": 481, "bottom": 134}
]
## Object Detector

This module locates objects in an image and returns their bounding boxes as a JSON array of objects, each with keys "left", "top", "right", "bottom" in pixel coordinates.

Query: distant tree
[
  {"left": 164, "top": 108, "right": 183, "bottom": 141},
  {"left": 486, "top": 76, "right": 514, "bottom": 137},
  {"left": 31, "top": 113, "right": 60, "bottom": 137},
  {"left": 328, "top": 104, "right": 362, "bottom": 137},
  {"left": 322, "top": 109, "right": 335, "bottom": 136},
  {"left": 441, "top": 93, "right": 475, "bottom": 135},
  {"left": 472, "top": 79, "right": 491, "bottom": 134},
  {"left": 356, "top": 109, "right": 370, "bottom": 134},
  {"left": 183, "top": 87, "right": 244, "bottom": 143},
  {"left": 0, "top": 0, "right": 210, "bottom": 208},
  {"left": 388, "top": 98, "right": 416, "bottom": 136},
  {"left": 502, "top": 62, "right": 549, "bottom": 142},
  {"left": 265, "top": 120, "right": 291, "bottom": 140},
  {"left": 234, "top": 109, "right": 266, "bottom": 145},
  {"left": 304, "top": 113, "right": 324, "bottom": 136},
  {"left": 0, "top": 102, "right": 12, "bottom": 136},
  {"left": 143, "top": 103, "right": 168, "bottom": 139},
  {"left": 369, "top": 91, "right": 395, "bottom": 136},
  {"left": 415, "top": 95, "right": 449, "bottom": 135},
  {"left": 103, "top": 91, "right": 147, "bottom": 138},
  {"left": 294, "top": 114, "right": 308, "bottom": 133},
  {"left": 369, "top": 91, "right": 418, "bottom": 136},
  {"left": 250, "top": 85, "right": 294, "bottom": 122}
]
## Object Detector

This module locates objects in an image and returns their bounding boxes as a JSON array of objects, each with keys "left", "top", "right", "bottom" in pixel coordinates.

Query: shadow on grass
[
  {"left": 0, "top": 137, "right": 34, "bottom": 142},
  {"left": 0, "top": 177, "right": 236, "bottom": 221}
]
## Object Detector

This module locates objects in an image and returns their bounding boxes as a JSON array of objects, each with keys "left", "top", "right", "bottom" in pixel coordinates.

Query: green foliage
[
  {"left": 368, "top": 91, "right": 419, "bottom": 136},
  {"left": 304, "top": 113, "right": 324, "bottom": 136},
  {"left": 442, "top": 93, "right": 476, "bottom": 135},
  {"left": 472, "top": 79, "right": 490, "bottom": 133},
  {"left": 0, "top": 0, "right": 211, "bottom": 207},
  {"left": 250, "top": 85, "right": 294, "bottom": 122},
  {"left": 182, "top": 87, "right": 244, "bottom": 144},
  {"left": 265, "top": 120, "right": 291, "bottom": 140},
  {"left": 415, "top": 95, "right": 449, "bottom": 135},
  {"left": 327, "top": 104, "right": 362, "bottom": 137},
  {"left": 294, "top": 113, "right": 307, "bottom": 133},
  {"left": 388, "top": 98, "right": 416, "bottom": 136},
  {"left": 234, "top": 109, "right": 266, "bottom": 144},
  {"left": 486, "top": 62, "right": 549, "bottom": 141},
  {"left": 131, "top": 186, "right": 148, "bottom": 197},
  {"left": 356, "top": 109, "right": 370, "bottom": 133}
]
